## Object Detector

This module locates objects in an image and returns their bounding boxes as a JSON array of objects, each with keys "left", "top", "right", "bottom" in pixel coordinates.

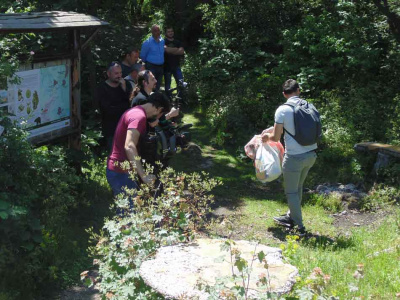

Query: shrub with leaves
[
  {"left": 86, "top": 166, "right": 221, "bottom": 299},
  {"left": 0, "top": 118, "right": 91, "bottom": 298},
  {"left": 360, "top": 184, "right": 400, "bottom": 211}
]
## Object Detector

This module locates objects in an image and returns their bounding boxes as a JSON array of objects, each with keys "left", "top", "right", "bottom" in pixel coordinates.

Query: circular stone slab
[{"left": 139, "top": 238, "right": 298, "bottom": 299}]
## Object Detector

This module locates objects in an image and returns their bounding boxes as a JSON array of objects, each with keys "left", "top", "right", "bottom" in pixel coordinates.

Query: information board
[{"left": 5, "top": 63, "right": 71, "bottom": 137}]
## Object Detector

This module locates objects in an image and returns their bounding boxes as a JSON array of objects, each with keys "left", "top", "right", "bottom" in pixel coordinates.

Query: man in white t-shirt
[{"left": 262, "top": 79, "right": 317, "bottom": 236}]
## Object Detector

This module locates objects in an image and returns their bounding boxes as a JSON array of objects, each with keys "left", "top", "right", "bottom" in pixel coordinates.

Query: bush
[
  {"left": 0, "top": 119, "right": 109, "bottom": 298},
  {"left": 360, "top": 184, "right": 400, "bottom": 211},
  {"left": 87, "top": 166, "right": 221, "bottom": 299},
  {"left": 305, "top": 193, "right": 342, "bottom": 213}
]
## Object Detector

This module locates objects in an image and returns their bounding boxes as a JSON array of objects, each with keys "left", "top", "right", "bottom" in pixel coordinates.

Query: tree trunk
[{"left": 372, "top": 0, "right": 400, "bottom": 43}]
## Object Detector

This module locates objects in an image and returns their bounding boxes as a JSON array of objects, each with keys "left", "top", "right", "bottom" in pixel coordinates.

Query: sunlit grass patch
[{"left": 293, "top": 212, "right": 400, "bottom": 299}]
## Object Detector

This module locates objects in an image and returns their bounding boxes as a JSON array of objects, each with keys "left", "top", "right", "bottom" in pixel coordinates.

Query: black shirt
[
  {"left": 164, "top": 39, "right": 183, "bottom": 71},
  {"left": 120, "top": 63, "right": 132, "bottom": 78},
  {"left": 95, "top": 82, "right": 130, "bottom": 138}
]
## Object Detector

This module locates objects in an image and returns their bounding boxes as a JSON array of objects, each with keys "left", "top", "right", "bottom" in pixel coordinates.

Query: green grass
[
  {"left": 169, "top": 110, "right": 400, "bottom": 299},
  {"left": 294, "top": 215, "right": 400, "bottom": 298}
]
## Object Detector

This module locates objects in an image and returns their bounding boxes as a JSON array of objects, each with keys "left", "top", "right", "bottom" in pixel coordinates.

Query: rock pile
[{"left": 313, "top": 183, "right": 367, "bottom": 203}]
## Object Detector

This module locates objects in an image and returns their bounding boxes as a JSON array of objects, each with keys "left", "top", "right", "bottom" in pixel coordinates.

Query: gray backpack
[{"left": 283, "top": 99, "right": 322, "bottom": 146}]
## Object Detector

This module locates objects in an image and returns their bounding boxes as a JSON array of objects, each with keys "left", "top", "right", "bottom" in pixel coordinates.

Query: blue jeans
[
  {"left": 106, "top": 168, "right": 139, "bottom": 210},
  {"left": 164, "top": 67, "right": 183, "bottom": 98},
  {"left": 282, "top": 151, "right": 317, "bottom": 228}
]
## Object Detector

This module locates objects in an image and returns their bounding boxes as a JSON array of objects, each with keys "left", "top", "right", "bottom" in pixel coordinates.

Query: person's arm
[
  {"left": 165, "top": 107, "right": 179, "bottom": 120},
  {"left": 125, "top": 128, "right": 155, "bottom": 185},
  {"left": 261, "top": 123, "right": 283, "bottom": 143},
  {"left": 119, "top": 78, "right": 127, "bottom": 92},
  {"left": 140, "top": 41, "right": 149, "bottom": 62},
  {"left": 164, "top": 46, "right": 184, "bottom": 55}
]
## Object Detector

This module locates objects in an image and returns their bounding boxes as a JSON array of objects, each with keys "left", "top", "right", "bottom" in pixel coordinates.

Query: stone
[
  {"left": 139, "top": 238, "right": 298, "bottom": 299},
  {"left": 183, "top": 142, "right": 202, "bottom": 157},
  {"left": 211, "top": 206, "right": 236, "bottom": 217},
  {"left": 373, "top": 152, "right": 391, "bottom": 173},
  {"left": 344, "top": 184, "right": 356, "bottom": 192},
  {"left": 313, "top": 183, "right": 366, "bottom": 202}
]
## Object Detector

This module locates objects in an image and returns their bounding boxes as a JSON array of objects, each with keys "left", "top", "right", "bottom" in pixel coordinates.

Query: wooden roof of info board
[{"left": 0, "top": 11, "right": 109, "bottom": 33}]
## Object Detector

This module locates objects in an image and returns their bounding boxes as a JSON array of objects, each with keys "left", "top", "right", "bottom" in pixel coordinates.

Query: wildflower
[
  {"left": 124, "top": 237, "right": 134, "bottom": 247},
  {"left": 30, "top": 51, "right": 35, "bottom": 55},
  {"left": 353, "top": 270, "right": 363, "bottom": 280},
  {"left": 353, "top": 263, "right": 364, "bottom": 280},
  {"left": 348, "top": 283, "right": 359, "bottom": 292},
  {"left": 324, "top": 274, "right": 331, "bottom": 284},
  {"left": 313, "top": 267, "right": 323, "bottom": 275},
  {"left": 357, "top": 263, "right": 364, "bottom": 271},
  {"left": 220, "top": 289, "right": 234, "bottom": 298}
]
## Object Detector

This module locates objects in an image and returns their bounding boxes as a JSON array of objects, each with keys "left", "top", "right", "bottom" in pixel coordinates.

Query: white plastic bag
[{"left": 254, "top": 142, "right": 282, "bottom": 183}]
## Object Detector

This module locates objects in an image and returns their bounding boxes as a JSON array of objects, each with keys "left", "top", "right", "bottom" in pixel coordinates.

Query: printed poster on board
[{"left": 8, "top": 64, "right": 71, "bottom": 137}]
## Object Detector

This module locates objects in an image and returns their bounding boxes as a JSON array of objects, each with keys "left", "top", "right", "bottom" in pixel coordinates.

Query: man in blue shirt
[{"left": 140, "top": 24, "right": 165, "bottom": 91}]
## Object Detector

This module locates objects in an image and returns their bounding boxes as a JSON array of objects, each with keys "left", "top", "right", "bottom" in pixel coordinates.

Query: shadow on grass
[
  {"left": 170, "top": 110, "right": 287, "bottom": 212},
  {"left": 267, "top": 226, "right": 355, "bottom": 250}
]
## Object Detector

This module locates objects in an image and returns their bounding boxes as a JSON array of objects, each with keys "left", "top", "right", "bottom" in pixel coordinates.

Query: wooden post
[{"left": 69, "top": 29, "right": 82, "bottom": 150}]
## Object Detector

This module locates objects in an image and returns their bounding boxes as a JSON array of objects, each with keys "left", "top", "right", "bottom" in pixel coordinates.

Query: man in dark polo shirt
[{"left": 164, "top": 27, "right": 185, "bottom": 98}]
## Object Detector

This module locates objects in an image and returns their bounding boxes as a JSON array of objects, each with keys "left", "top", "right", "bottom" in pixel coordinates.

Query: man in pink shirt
[{"left": 106, "top": 92, "right": 170, "bottom": 198}]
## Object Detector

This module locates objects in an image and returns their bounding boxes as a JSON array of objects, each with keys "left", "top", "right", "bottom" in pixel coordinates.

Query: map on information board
[{"left": 8, "top": 64, "right": 71, "bottom": 137}]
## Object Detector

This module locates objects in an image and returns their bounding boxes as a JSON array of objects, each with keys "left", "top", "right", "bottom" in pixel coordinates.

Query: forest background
[{"left": 0, "top": 0, "right": 400, "bottom": 299}]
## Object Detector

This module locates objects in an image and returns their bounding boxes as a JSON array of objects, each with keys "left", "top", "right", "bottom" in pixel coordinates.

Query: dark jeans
[
  {"left": 106, "top": 168, "right": 139, "bottom": 211},
  {"left": 164, "top": 67, "right": 183, "bottom": 98},
  {"left": 145, "top": 62, "right": 164, "bottom": 92}
]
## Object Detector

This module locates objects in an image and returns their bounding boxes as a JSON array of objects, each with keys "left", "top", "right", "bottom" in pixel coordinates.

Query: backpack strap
[{"left": 281, "top": 100, "right": 299, "bottom": 139}]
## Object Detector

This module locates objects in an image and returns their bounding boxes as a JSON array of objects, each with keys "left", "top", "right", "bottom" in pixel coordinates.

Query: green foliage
[
  {"left": 376, "top": 160, "right": 400, "bottom": 186},
  {"left": 183, "top": 0, "right": 400, "bottom": 187},
  {"left": 87, "top": 166, "right": 221, "bottom": 299},
  {"left": 305, "top": 193, "right": 343, "bottom": 213},
  {"left": 280, "top": 235, "right": 300, "bottom": 261},
  {"left": 185, "top": 1, "right": 300, "bottom": 144},
  {"left": 0, "top": 33, "right": 34, "bottom": 90},
  {"left": 0, "top": 119, "right": 111, "bottom": 298},
  {"left": 359, "top": 184, "right": 400, "bottom": 211},
  {"left": 292, "top": 215, "right": 400, "bottom": 299}
]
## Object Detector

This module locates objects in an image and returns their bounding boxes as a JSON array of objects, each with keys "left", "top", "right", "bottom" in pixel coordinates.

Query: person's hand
[
  {"left": 168, "top": 107, "right": 179, "bottom": 119},
  {"left": 119, "top": 78, "right": 127, "bottom": 91},
  {"left": 261, "top": 133, "right": 270, "bottom": 143},
  {"left": 261, "top": 126, "right": 274, "bottom": 135},
  {"left": 142, "top": 174, "right": 156, "bottom": 186},
  {"left": 149, "top": 119, "right": 159, "bottom": 127}
]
